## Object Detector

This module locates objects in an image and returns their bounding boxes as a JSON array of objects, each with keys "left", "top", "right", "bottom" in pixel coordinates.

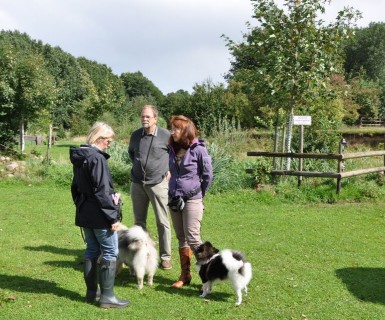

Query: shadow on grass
[
  {"left": 24, "top": 245, "right": 83, "bottom": 257},
  {"left": 0, "top": 274, "right": 83, "bottom": 301},
  {"left": 154, "top": 275, "right": 232, "bottom": 302},
  {"left": 24, "top": 245, "right": 84, "bottom": 271},
  {"left": 335, "top": 267, "right": 385, "bottom": 304},
  {"left": 115, "top": 269, "right": 231, "bottom": 301}
]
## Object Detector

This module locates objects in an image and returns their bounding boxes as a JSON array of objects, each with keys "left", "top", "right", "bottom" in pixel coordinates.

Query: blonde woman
[{"left": 70, "top": 121, "right": 129, "bottom": 308}]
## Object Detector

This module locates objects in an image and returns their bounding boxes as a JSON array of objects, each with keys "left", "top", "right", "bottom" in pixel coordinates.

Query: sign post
[{"left": 293, "top": 116, "right": 312, "bottom": 186}]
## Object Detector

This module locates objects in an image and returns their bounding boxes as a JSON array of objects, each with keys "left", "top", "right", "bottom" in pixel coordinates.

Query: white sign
[{"left": 293, "top": 115, "right": 312, "bottom": 126}]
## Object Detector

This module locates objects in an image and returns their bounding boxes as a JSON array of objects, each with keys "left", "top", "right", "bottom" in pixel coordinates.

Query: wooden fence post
[
  {"left": 298, "top": 125, "right": 304, "bottom": 187},
  {"left": 336, "top": 138, "right": 347, "bottom": 194}
]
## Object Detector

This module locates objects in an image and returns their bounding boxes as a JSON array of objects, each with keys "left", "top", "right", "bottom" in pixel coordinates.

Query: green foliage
[
  {"left": 206, "top": 141, "right": 244, "bottom": 193},
  {"left": 345, "top": 22, "right": 385, "bottom": 82},
  {"left": 224, "top": 0, "right": 362, "bottom": 155},
  {"left": 120, "top": 71, "right": 164, "bottom": 105},
  {"left": 160, "top": 89, "right": 191, "bottom": 121},
  {"left": 243, "top": 157, "right": 273, "bottom": 186},
  {"left": 225, "top": 80, "right": 255, "bottom": 128},
  {"left": 350, "top": 77, "right": 382, "bottom": 119},
  {"left": 0, "top": 30, "right": 156, "bottom": 151},
  {"left": 107, "top": 142, "right": 131, "bottom": 188},
  {"left": 344, "top": 23, "right": 385, "bottom": 119},
  {"left": 0, "top": 32, "right": 58, "bottom": 146},
  {"left": 189, "top": 80, "right": 227, "bottom": 136},
  {"left": 30, "top": 148, "right": 42, "bottom": 157},
  {"left": 274, "top": 179, "right": 339, "bottom": 203},
  {"left": 78, "top": 58, "right": 127, "bottom": 121},
  {"left": 329, "top": 74, "right": 360, "bottom": 125},
  {"left": 204, "top": 120, "right": 259, "bottom": 193},
  {"left": 25, "top": 160, "right": 73, "bottom": 187}
]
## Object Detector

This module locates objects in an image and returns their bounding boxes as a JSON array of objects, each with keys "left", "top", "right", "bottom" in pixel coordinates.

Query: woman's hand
[{"left": 111, "top": 221, "right": 122, "bottom": 231}]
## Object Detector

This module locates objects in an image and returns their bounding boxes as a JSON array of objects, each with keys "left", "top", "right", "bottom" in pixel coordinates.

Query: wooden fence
[{"left": 247, "top": 150, "right": 385, "bottom": 193}]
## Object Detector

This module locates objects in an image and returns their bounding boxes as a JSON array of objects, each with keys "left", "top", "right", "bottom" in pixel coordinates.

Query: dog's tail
[{"left": 239, "top": 262, "right": 252, "bottom": 284}]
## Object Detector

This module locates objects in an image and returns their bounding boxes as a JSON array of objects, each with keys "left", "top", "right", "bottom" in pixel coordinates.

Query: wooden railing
[{"left": 247, "top": 150, "right": 385, "bottom": 194}]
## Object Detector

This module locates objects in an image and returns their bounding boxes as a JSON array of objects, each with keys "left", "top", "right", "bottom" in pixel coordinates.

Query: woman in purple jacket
[{"left": 168, "top": 115, "right": 213, "bottom": 289}]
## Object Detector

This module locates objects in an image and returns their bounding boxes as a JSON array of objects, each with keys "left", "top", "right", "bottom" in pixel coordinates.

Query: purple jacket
[{"left": 169, "top": 139, "right": 213, "bottom": 199}]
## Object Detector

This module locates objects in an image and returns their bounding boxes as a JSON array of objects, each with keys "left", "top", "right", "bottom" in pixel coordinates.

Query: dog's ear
[
  {"left": 204, "top": 241, "right": 219, "bottom": 253},
  {"left": 204, "top": 241, "right": 212, "bottom": 247}
]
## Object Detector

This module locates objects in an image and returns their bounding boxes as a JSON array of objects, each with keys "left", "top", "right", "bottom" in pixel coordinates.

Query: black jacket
[{"left": 69, "top": 145, "right": 120, "bottom": 228}]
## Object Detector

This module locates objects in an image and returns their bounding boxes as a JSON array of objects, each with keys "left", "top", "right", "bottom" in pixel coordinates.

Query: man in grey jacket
[{"left": 128, "top": 105, "right": 172, "bottom": 269}]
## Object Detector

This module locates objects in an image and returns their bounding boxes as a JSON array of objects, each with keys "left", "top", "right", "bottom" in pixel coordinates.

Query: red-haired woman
[{"left": 168, "top": 115, "right": 213, "bottom": 288}]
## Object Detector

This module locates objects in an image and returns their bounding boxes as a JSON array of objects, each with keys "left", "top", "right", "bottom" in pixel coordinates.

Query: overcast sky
[{"left": 1, "top": 0, "right": 384, "bottom": 94}]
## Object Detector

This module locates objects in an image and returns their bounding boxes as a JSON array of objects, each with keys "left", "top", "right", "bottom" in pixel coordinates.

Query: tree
[
  {"left": 189, "top": 80, "right": 227, "bottom": 135},
  {"left": 0, "top": 35, "right": 57, "bottom": 152},
  {"left": 160, "top": 90, "right": 191, "bottom": 121},
  {"left": 120, "top": 71, "right": 164, "bottom": 105},
  {"left": 14, "top": 51, "right": 57, "bottom": 151},
  {"left": 224, "top": 81, "right": 254, "bottom": 128},
  {"left": 345, "top": 23, "right": 385, "bottom": 82},
  {"left": 225, "top": 0, "right": 361, "bottom": 163},
  {"left": 41, "top": 45, "right": 85, "bottom": 130},
  {"left": 0, "top": 44, "right": 18, "bottom": 152},
  {"left": 78, "top": 58, "right": 127, "bottom": 120},
  {"left": 344, "top": 23, "right": 385, "bottom": 117}
]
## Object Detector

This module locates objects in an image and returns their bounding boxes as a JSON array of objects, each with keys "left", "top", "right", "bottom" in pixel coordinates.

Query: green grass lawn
[{"left": 1, "top": 180, "right": 385, "bottom": 319}]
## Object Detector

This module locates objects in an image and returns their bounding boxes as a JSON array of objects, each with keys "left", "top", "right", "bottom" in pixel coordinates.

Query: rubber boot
[
  {"left": 171, "top": 247, "right": 192, "bottom": 288},
  {"left": 99, "top": 259, "right": 130, "bottom": 309},
  {"left": 84, "top": 258, "right": 100, "bottom": 303}
]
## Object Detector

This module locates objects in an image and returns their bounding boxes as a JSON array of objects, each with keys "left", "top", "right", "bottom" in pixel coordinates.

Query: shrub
[
  {"left": 206, "top": 141, "right": 255, "bottom": 193},
  {"left": 27, "top": 160, "right": 73, "bottom": 187}
]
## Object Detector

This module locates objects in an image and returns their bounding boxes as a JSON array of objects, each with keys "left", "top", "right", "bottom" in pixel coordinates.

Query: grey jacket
[{"left": 128, "top": 126, "right": 170, "bottom": 184}]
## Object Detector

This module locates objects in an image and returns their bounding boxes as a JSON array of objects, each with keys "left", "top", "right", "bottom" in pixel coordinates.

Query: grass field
[{"left": 1, "top": 179, "right": 385, "bottom": 319}]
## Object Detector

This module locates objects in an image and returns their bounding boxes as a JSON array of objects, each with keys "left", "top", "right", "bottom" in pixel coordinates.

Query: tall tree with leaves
[
  {"left": 344, "top": 22, "right": 385, "bottom": 117},
  {"left": 225, "top": 0, "right": 361, "bottom": 165},
  {"left": 78, "top": 58, "right": 127, "bottom": 120},
  {"left": 14, "top": 51, "right": 57, "bottom": 151},
  {"left": 345, "top": 22, "right": 385, "bottom": 82},
  {"left": 189, "top": 80, "right": 227, "bottom": 136},
  {"left": 0, "top": 44, "right": 18, "bottom": 152},
  {"left": 0, "top": 38, "right": 57, "bottom": 152},
  {"left": 120, "top": 71, "right": 164, "bottom": 105},
  {"left": 41, "top": 45, "right": 85, "bottom": 130},
  {"left": 160, "top": 90, "right": 191, "bottom": 121}
]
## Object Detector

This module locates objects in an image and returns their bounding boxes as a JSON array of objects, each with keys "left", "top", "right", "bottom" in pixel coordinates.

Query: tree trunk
[{"left": 19, "top": 116, "right": 25, "bottom": 152}]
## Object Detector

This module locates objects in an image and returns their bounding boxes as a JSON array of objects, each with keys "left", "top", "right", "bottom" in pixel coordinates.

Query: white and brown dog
[
  {"left": 195, "top": 241, "right": 252, "bottom": 305},
  {"left": 116, "top": 224, "right": 158, "bottom": 289}
]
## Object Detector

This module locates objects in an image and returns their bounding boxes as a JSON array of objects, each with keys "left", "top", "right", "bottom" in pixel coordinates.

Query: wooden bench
[
  {"left": 24, "top": 135, "right": 43, "bottom": 145},
  {"left": 360, "top": 118, "right": 384, "bottom": 127}
]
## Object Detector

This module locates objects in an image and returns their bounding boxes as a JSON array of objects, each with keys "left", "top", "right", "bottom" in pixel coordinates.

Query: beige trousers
[
  {"left": 130, "top": 180, "right": 171, "bottom": 261},
  {"left": 170, "top": 198, "right": 204, "bottom": 252}
]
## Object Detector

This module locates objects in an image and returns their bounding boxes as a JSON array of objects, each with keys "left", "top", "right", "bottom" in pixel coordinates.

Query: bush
[{"left": 27, "top": 160, "right": 73, "bottom": 187}]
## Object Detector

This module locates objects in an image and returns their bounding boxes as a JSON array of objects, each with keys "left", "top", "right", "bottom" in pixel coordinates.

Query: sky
[{"left": 1, "top": 0, "right": 384, "bottom": 94}]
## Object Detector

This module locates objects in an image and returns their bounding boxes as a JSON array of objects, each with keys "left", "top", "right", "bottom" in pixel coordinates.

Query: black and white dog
[
  {"left": 116, "top": 225, "right": 158, "bottom": 289},
  {"left": 195, "top": 241, "right": 252, "bottom": 305}
]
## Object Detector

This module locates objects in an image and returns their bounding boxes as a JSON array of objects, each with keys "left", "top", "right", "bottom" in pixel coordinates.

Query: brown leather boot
[{"left": 171, "top": 247, "right": 192, "bottom": 288}]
